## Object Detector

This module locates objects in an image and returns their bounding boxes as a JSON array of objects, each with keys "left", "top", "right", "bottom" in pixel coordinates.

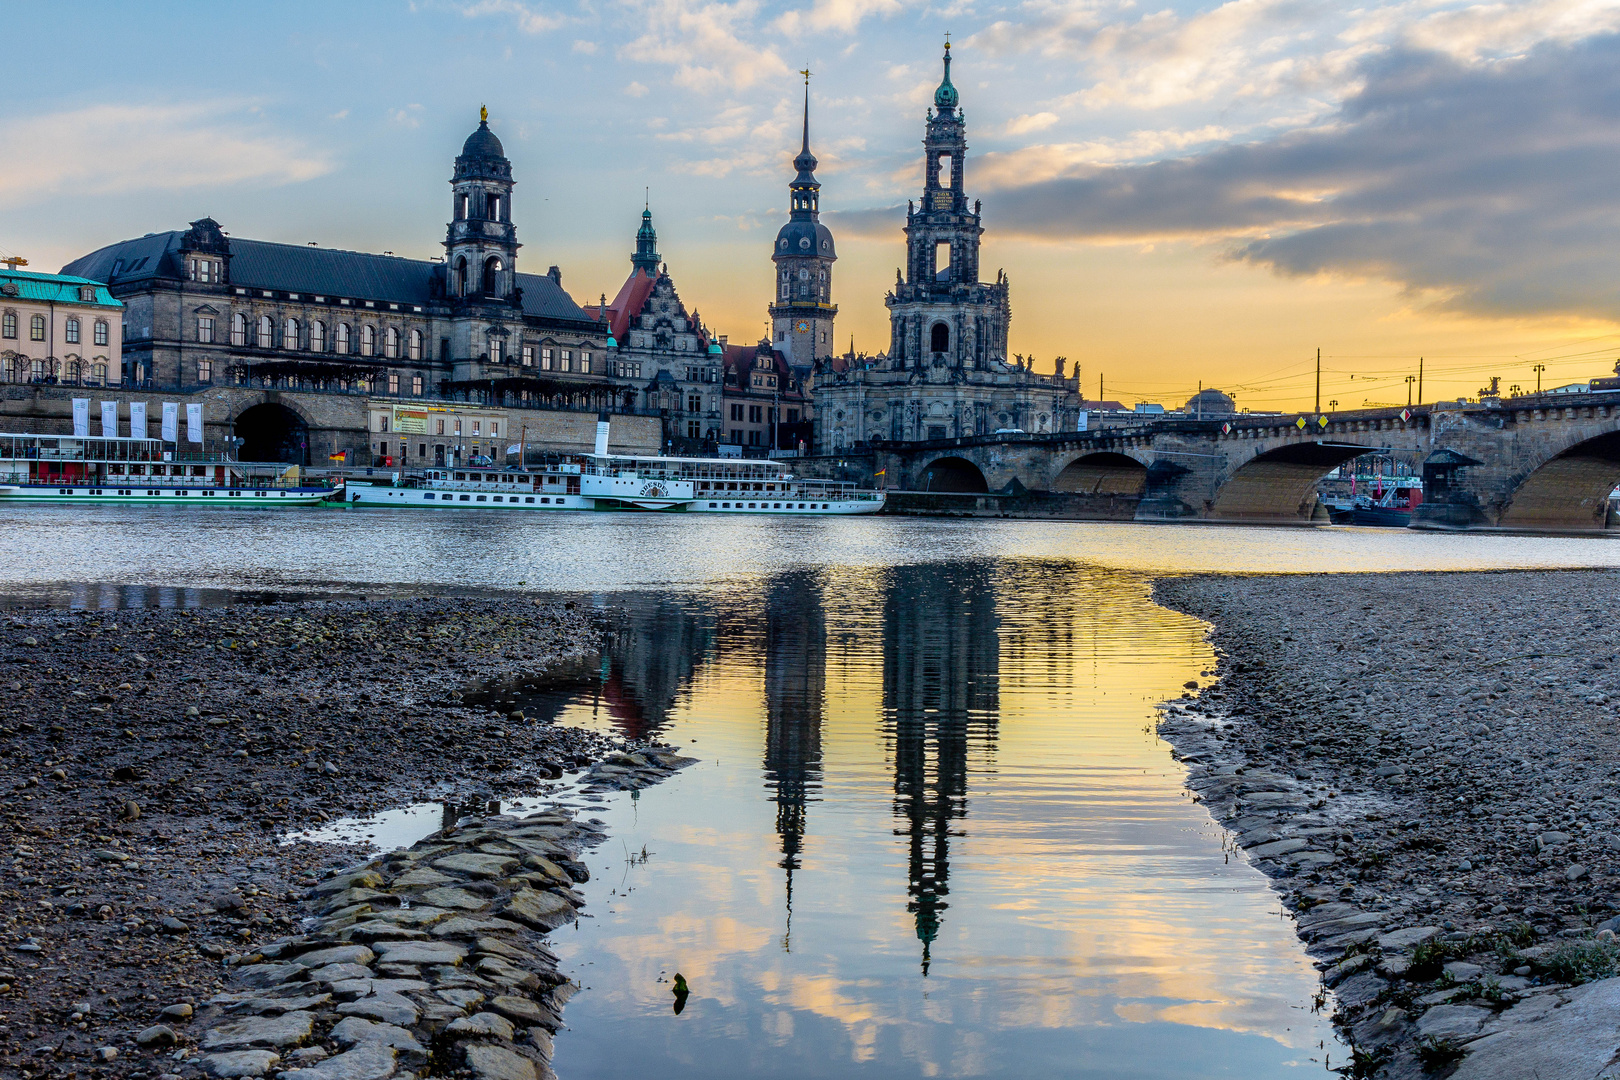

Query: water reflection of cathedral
[
  {"left": 761, "top": 571, "right": 827, "bottom": 945},
  {"left": 883, "top": 565, "right": 1000, "bottom": 973},
  {"left": 592, "top": 592, "right": 714, "bottom": 740}
]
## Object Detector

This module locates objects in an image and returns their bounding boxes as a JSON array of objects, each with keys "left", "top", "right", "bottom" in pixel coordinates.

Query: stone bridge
[{"left": 857, "top": 392, "right": 1620, "bottom": 530}]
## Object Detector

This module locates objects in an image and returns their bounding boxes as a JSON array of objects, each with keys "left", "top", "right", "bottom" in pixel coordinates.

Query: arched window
[
  {"left": 384, "top": 326, "right": 399, "bottom": 358},
  {"left": 408, "top": 329, "right": 422, "bottom": 360},
  {"left": 931, "top": 322, "right": 949, "bottom": 353},
  {"left": 65, "top": 360, "right": 80, "bottom": 383},
  {"left": 484, "top": 255, "right": 502, "bottom": 296},
  {"left": 0, "top": 313, "right": 13, "bottom": 339},
  {"left": 92, "top": 363, "right": 106, "bottom": 384},
  {"left": 65, "top": 318, "right": 80, "bottom": 344},
  {"left": 310, "top": 320, "right": 326, "bottom": 352},
  {"left": 30, "top": 314, "right": 45, "bottom": 341},
  {"left": 231, "top": 312, "right": 247, "bottom": 346},
  {"left": 455, "top": 256, "right": 467, "bottom": 297},
  {"left": 360, "top": 324, "right": 375, "bottom": 356},
  {"left": 284, "top": 318, "right": 300, "bottom": 350},
  {"left": 336, "top": 323, "right": 351, "bottom": 354},
  {"left": 1, "top": 357, "right": 14, "bottom": 382},
  {"left": 257, "top": 315, "right": 273, "bottom": 347},
  {"left": 94, "top": 320, "right": 109, "bottom": 347}
]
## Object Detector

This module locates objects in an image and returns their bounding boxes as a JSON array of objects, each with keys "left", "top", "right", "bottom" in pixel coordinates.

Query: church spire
[
  {"left": 791, "top": 67, "right": 819, "bottom": 206},
  {"left": 934, "top": 37, "right": 959, "bottom": 112},
  {"left": 632, "top": 203, "right": 660, "bottom": 275}
]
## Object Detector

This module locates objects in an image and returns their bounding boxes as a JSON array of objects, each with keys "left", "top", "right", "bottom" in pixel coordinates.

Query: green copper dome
[{"left": 934, "top": 43, "right": 958, "bottom": 110}]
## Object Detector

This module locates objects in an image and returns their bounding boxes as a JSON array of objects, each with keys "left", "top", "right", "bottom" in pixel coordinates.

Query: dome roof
[
  {"left": 708, "top": 341, "right": 723, "bottom": 354},
  {"left": 460, "top": 119, "right": 505, "bottom": 161},
  {"left": 934, "top": 45, "right": 959, "bottom": 110},
  {"left": 773, "top": 220, "right": 837, "bottom": 260},
  {"left": 1184, "top": 388, "right": 1236, "bottom": 415}
]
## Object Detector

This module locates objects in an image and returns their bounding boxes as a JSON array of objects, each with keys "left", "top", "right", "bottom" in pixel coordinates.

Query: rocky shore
[
  {"left": 1155, "top": 569, "right": 1620, "bottom": 1080},
  {"left": 0, "top": 597, "right": 671, "bottom": 1080}
]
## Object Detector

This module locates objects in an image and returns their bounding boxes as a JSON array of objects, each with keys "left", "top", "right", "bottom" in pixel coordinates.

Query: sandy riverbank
[
  {"left": 0, "top": 597, "right": 657, "bottom": 1079},
  {"left": 1155, "top": 569, "right": 1620, "bottom": 1080}
]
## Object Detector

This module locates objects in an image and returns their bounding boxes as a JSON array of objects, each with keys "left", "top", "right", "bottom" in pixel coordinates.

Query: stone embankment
[
  {"left": 189, "top": 747, "right": 693, "bottom": 1080},
  {"left": 0, "top": 597, "right": 658, "bottom": 1079},
  {"left": 1155, "top": 570, "right": 1620, "bottom": 1080}
]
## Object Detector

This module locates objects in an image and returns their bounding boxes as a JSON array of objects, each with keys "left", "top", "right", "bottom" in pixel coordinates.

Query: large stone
[
  {"left": 200, "top": 1010, "right": 316, "bottom": 1051},
  {"left": 1416, "top": 1003, "right": 1492, "bottom": 1041},
  {"left": 294, "top": 945, "right": 376, "bottom": 968},
  {"left": 447, "top": 1011, "right": 516, "bottom": 1041},
  {"left": 1378, "top": 926, "right": 1442, "bottom": 952},
  {"left": 234, "top": 962, "right": 304, "bottom": 989},
  {"left": 1452, "top": 979, "right": 1620, "bottom": 1079},
  {"left": 432, "top": 916, "right": 528, "bottom": 939},
  {"left": 336, "top": 992, "right": 420, "bottom": 1027},
  {"left": 309, "top": 963, "right": 379, "bottom": 985},
  {"left": 435, "top": 853, "right": 520, "bottom": 879},
  {"left": 365, "top": 905, "right": 453, "bottom": 926},
  {"left": 1248, "top": 838, "right": 1308, "bottom": 858},
  {"left": 389, "top": 867, "right": 457, "bottom": 889},
  {"left": 464, "top": 1043, "right": 540, "bottom": 1080},
  {"left": 500, "top": 888, "right": 573, "bottom": 931},
  {"left": 229, "top": 992, "right": 332, "bottom": 1015},
  {"left": 278, "top": 1043, "right": 397, "bottom": 1080},
  {"left": 312, "top": 870, "right": 386, "bottom": 896},
  {"left": 476, "top": 956, "right": 542, "bottom": 991},
  {"left": 418, "top": 887, "right": 491, "bottom": 912},
  {"left": 488, "top": 994, "right": 561, "bottom": 1031},
  {"left": 1333, "top": 972, "right": 1387, "bottom": 1011},
  {"left": 373, "top": 939, "right": 467, "bottom": 966},
  {"left": 330, "top": 1016, "right": 427, "bottom": 1063},
  {"left": 198, "top": 1049, "right": 282, "bottom": 1078}
]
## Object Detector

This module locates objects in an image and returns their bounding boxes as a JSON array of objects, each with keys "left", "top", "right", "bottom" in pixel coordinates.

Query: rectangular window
[
  {"left": 521, "top": 345, "right": 534, "bottom": 367},
  {"left": 197, "top": 317, "right": 214, "bottom": 343},
  {"left": 787, "top": 408, "right": 799, "bottom": 424},
  {"left": 688, "top": 394, "right": 702, "bottom": 412},
  {"left": 454, "top": 420, "right": 462, "bottom": 435},
  {"left": 379, "top": 415, "right": 390, "bottom": 433},
  {"left": 490, "top": 423, "right": 499, "bottom": 438},
  {"left": 541, "top": 348, "right": 553, "bottom": 370},
  {"left": 730, "top": 403, "right": 743, "bottom": 421},
  {"left": 687, "top": 420, "right": 701, "bottom": 439},
  {"left": 436, "top": 417, "right": 445, "bottom": 435},
  {"left": 412, "top": 375, "right": 423, "bottom": 396},
  {"left": 489, "top": 338, "right": 503, "bottom": 364},
  {"left": 749, "top": 405, "right": 762, "bottom": 423},
  {"left": 472, "top": 421, "right": 481, "bottom": 435},
  {"left": 1, "top": 313, "right": 13, "bottom": 338},
  {"left": 388, "top": 373, "right": 400, "bottom": 394},
  {"left": 30, "top": 315, "right": 45, "bottom": 341},
  {"left": 560, "top": 349, "right": 572, "bottom": 373},
  {"left": 197, "top": 359, "right": 212, "bottom": 383},
  {"left": 749, "top": 430, "right": 761, "bottom": 446},
  {"left": 579, "top": 351, "right": 590, "bottom": 374},
  {"left": 65, "top": 318, "right": 80, "bottom": 344}
]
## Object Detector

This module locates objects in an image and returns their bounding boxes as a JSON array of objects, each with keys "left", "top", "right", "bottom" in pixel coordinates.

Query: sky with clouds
[{"left": 7, "top": 0, "right": 1620, "bottom": 410}]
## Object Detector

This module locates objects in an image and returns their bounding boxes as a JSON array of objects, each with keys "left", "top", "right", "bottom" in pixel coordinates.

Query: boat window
[
  {"left": 424, "top": 493, "right": 435, "bottom": 500},
  {"left": 541, "top": 497, "right": 549, "bottom": 503},
  {"left": 476, "top": 495, "right": 487, "bottom": 502},
  {"left": 722, "top": 502, "right": 730, "bottom": 508},
  {"left": 460, "top": 494, "right": 470, "bottom": 501},
  {"left": 709, "top": 502, "right": 717, "bottom": 508},
  {"left": 525, "top": 497, "right": 534, "bottom": 503},
  {"left": 493, "top": 496, "right": 502, "bottom": 502}
]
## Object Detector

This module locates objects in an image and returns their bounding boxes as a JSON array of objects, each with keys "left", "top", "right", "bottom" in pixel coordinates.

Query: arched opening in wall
[
  {"left": 922, "top": 456, "right": 988, "bottom": 493},
  {"left": 455, "top": 257, "right": 467, "bottom": 297},
  {"left": 930, "top": 322, "right": 950, "bottom": 353},
  {"left": 484, "top": 256, "right": 502, "bottom": 296},
  {"left": 1054, "top": 453, "right": 1148, "bottom": 496},
  {"left": 1499, "top": 431, "right": 1620, "bottom": 530},
  {"left": 235, "top": 403, "right": 310, "bottom": 466},
  {"left": 1210, "top": 442, "right": 1377, "bottom": 523}
]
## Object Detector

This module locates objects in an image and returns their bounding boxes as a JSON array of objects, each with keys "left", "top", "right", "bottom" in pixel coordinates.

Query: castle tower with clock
[{"left": 769, "top": 73, "right": 837, "bottom": 368}]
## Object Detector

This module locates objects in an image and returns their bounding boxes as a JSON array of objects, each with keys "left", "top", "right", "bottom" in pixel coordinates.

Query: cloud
[
  {"left": 573, "top": 39, "right": 599, "bottom": 53},
  {"left": 775, "top": 0, "right": 905, "bottom": 36},
  {"left": 625, "top": 80, "right": 650, "bottom": 96},
  {"left": 980, "top": 36, "right": 1620, "bottom": 320},
  {"left": 0, "top": 102, "right": 331, "bottom": 203},
  {"left": 453, "top": 0, "right": 566, "bottom": 33},
  {"left": 1005, "top": 112, "right": 1060, "bottom": 135},
  {"left": 617, "top": 0, "right": 790, "bottom": 92},
  {"left": 388, "top": 104, "right": 425, "bottom": 127}
]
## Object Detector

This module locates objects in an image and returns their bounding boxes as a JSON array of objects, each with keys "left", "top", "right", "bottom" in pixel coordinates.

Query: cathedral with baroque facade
[{"left": 809, "top": 44, "right": 1079, "bottom": 452}]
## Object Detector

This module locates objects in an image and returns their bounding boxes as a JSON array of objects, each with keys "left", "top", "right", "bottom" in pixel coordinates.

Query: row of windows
[
  {"left": 378, "top": 416, "right": 499, "bottom": 437},
  {"left": 217, "top": 314, "right": 426, "bottom": 359},
  {"left": 1, "top": 358, "right": 109, "bottom": 382},
  {"left": 517, "top": 345, "right": 591, "bottom": 372},
  {"left": 730, "top": 404, "right": 796, "bottom": 424},
  {"left": 2, "top": 313, "right": 109, "bottom": 345}
]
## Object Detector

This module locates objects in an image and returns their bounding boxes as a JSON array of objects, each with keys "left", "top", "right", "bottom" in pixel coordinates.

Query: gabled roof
[
  {"left": 581, "top": 268, "right": 656, "bottom": 341},
  {"left": 63, "top": 230, "right": 594, "bottom": 327},
  {"left": 0, "top": 269, "right": 120, "bottom": 308}
]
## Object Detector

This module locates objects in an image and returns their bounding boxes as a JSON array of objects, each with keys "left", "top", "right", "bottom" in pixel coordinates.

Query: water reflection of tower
[
  {"left": 883, "top": 563, "right": 1000, "bottom": 975},
  {"left": 761, "top": 570, "right": 826, "bottom": 949},
  {"left": 593, "top": 593, "right": 714, "bottom": 740}
]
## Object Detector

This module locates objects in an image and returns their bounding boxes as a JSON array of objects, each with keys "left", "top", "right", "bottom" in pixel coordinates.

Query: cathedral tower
[
  {"left": 886, "top": 42, "right": 1009, "bottom": 376},
  {"left": 769, "top": 72, "right": 837, "bottom": 368},
  {"left": 632, "top": 204, "right": 660, "bottom": 277},
  {"left": 445, "top": 108, "right": 520, "bottom": 307}
]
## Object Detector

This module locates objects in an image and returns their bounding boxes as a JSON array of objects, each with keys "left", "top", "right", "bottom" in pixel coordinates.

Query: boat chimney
[{"left": 594, "top": 412, "right": 610, "bottom": 457}]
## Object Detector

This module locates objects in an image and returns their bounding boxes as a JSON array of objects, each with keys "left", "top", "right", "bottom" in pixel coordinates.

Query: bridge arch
[
  {"left": 1211, "top": 441, "right": 1382, "bottom": 523},
  {"left": 234, "top": 400, "right": 312, "bottom": 465},
  {"left": 921, "top": 456, "right": 989, "bottom": 493},
  {"left": 1498, "top": 429, "right": 1620, "bottom": 530},
  {"left": 1054, "top": 452, "right": 1148, "bottom": 495}
]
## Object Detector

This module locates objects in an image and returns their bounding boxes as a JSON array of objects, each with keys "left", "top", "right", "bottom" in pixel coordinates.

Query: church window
[
  {"left": 65, "top": 318, "right": 80, "bottom": 344},
  {"left": 231, "top": 313, "right": 246, "bottom": 346},
  {"left": 484, "top": 256, "right": 502, "bottom": 295},
  {"left": 284, "top": 318, "right": 300, "bottom": 349},
  {"left": 197, "top": 359, "right": 212, "bottom": 383},
  {"left": 310, "top": 320, "right": 326, "bottom": 351},
  {"left": 454, "top": 256, "right": 468, "bottom": 296},
  {"left": 408, "top": 329, "right": 422, "bottom": 360},
  {"left": 931, "top": 322, "right": 949, "bottom": 353},
  {"left": 360, "top": 324, "right": 375, "bottom": 356},
  {"left": 257, "top": 315, "right": 273, "bottom": 347},
  {"left": 934, "top": 241, "right": 951, "bottom": 281},
  {"left": 197, "top": 317, "right": 214, "bottom": 343},
  {"left": 412, "top": 374, "right": 423, "bottom": 396},
  {"left": 30, "top": 314, "right": 45, "bottom": 341},
  {"left": 1, "top": 312, "right": 13, "bottom": 338},
  {"left": 384, "top": 326, "right": 399, "bottom": 358},
  {"left": 336, "top": 323, "right": 351, "bottom": 354}
]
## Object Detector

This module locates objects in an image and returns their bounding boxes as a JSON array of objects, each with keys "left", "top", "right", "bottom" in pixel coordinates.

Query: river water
[{"left": 10, "top": 507, "right": 1620, "bottom": 1078}]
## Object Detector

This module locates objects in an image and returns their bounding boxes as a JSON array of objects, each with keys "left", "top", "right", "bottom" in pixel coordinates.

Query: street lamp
[
  {"left": 1329, "top": 399, "right": 1338, "bottom": 412},
  {"left": 1533, "top": 363, "right": 1546, "bottom": 393},
  {"left": 1405, "top": 375, "right": 1416, "bottom": 405}
]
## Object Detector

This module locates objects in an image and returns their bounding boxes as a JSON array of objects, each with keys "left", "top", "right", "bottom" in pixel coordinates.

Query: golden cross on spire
[
  {"left": 480, "top": 104, "right": 487, "bottom": 123},
  {"left": 800, "top": 65, "right": 812, "bottom": 84},
  {"left": 943, "top": 31, "right": 951, "bottom": 50}
]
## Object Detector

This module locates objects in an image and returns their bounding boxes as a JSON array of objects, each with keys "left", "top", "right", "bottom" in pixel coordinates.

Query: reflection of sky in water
[{"left": 538, "top": 561, "right": 1340, "bottom": 1079}]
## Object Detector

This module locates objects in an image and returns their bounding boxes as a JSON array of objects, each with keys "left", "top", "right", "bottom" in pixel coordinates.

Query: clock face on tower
[{"left": 795, "top": 320, "right": 810, "bottom": 334}]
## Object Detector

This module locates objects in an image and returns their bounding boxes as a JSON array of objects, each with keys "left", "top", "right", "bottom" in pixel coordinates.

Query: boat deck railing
[{"left": 0, "top": 472, "right": 328, "bottom": 491}]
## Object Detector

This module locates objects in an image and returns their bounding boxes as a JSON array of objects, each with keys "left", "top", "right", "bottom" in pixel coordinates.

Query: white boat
[
  {"left": 0, "top": 432, "right": 333, "bottom": 506},
  {"left": 346, "top": 417, "right": 884, "bottom": 516}
]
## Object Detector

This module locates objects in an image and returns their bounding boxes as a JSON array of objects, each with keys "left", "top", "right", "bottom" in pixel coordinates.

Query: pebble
[{"left": 137, "top": 1024, "right": 179, "bottom": 1047}]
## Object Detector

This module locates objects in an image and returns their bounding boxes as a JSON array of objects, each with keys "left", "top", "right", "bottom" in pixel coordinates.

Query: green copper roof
[
  {"left": 934, "top": 44, "right": 958, "bottom": 110},
  {"left": 0, "top": 269, "right": 120, "bottom": 308}
]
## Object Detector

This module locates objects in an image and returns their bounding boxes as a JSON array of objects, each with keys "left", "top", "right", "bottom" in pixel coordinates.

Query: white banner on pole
[
  {"left": 1076, "top": 410, "right": 1089, "bottom": 433},
  {"left": 130, "top": 402, "right": 147, "bottom": 440},
  {"left": 161, "top": 402, "right": 178, "bottom": 443},
  {"left": 186, "top": 403, "right": 203, "bottom": 444},
  {"left": 100, "top": 401, "right": 118, "bottom": 438},
  {"left": 71, "top": 399, "right": 90, "bottom": 437}
]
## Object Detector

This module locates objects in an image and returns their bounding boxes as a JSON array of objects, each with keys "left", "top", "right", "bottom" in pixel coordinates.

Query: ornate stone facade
[{"left": 812, "top": 45, "right": 1078, "bottom": 453}]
